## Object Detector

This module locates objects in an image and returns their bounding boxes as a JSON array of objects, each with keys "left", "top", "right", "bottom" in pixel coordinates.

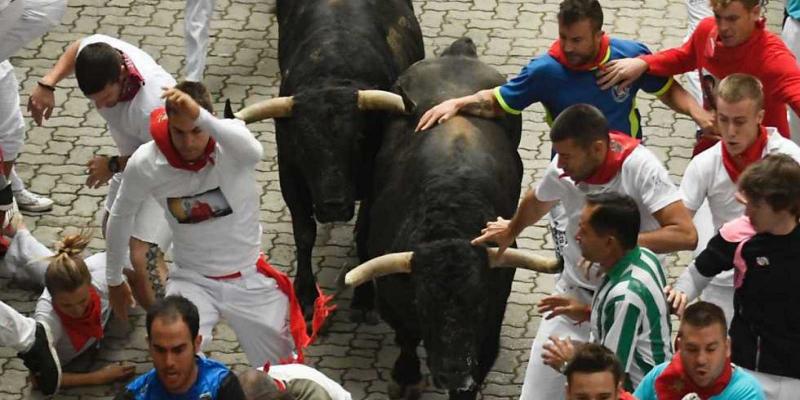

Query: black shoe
[{"left": 18, "top": 322, "right": 62, "bottom": 395}]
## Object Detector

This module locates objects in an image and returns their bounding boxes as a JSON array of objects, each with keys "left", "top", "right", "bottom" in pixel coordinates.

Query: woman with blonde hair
[{"left": 0, "top": 218, "right": 135, "bottom": 395}]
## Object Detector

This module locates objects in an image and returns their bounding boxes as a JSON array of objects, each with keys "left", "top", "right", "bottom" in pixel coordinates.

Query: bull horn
[
  {"left": 357, "top": 90, "right": 409, "bottom": 114},
  {"left": 486, "top": 248, "right": 563, "bottom": 274},
  {"left": 344, "top": 251, "right": 413, "bottom": 287},
  {"left": 233, "top": 96, "right": 294, "bottom": 123}
]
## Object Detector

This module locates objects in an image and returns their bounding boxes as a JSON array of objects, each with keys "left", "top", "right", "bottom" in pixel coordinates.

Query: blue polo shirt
[
  {"left": 634, "top": 361, "right": 765, "bottom": 400},
  {"left": 494, "top": 38, "right": 673, "bottom": 139}
]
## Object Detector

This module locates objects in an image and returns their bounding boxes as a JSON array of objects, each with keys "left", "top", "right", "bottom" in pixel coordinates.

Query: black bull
[
  {"left": 346, "top": 38, "right": 561, "bottom": 399},
  {"left": 228, "top": 0, "right": 424, "bottom": 320}
]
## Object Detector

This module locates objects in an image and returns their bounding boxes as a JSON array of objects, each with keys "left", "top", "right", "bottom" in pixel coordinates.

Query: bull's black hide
[
  {"left": 360, "top": 37, "right": 523, "bottom": 400},
  {"left": 274, "top": 0, "right": 424, "bottom": 319}
]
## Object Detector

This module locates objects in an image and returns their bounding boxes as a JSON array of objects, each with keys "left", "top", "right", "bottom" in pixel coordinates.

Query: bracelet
[
  {"left": 37, "top": 81, "right": 56, "bottom": 92},
  {"left": 108, "top": 155, "right": 121, "bottom": 174}
]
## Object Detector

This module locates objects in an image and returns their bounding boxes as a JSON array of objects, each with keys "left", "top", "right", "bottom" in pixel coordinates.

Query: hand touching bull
[{"left": 471, "top": 217, "right": 516, "bottom": 256}]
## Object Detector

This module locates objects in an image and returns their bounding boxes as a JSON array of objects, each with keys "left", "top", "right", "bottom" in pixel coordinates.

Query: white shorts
[
  {"left": 520, "top": 276, "right": 594, "bottom": 400},
  {"left": 0, "top": 62, "right": 24, "bottom": 160},
  {"left": 166, "top": 264, "right": 293, "bottom": 367},
  {"left": 106, "top": 173, "right": 171, "bottom": 250}
]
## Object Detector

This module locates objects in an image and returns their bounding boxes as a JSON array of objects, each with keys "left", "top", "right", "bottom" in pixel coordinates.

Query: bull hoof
[
  {"left": 349, "top": 309, "right": 380, "bottom": 325},
  {"left": 388, "top": 380, "right": 425, "bottom": 400}
]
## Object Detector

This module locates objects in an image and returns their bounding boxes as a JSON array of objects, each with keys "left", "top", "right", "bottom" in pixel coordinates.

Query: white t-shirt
[
  {"left": 106, "top": 108, "right": 264, "bottom": 285},
  {"left": 35, "top": 253, "right": 111, "bottom": 364},
  {"left": 535, "top": 145, "right": 682, "bottom": 289},
  {"left": 680, "top": 127, "right": 800, "bottom": 287},
  {"left": 78, "top": 34, "right": 176, "bottom": 156},
  {"left": 267, "top": 364, "right": 352, "bottom": 400}
]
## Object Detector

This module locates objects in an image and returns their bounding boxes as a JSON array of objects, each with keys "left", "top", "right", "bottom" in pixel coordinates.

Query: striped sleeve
[{"left": 601, "top": 292, "right": 644, "bottom": 374}]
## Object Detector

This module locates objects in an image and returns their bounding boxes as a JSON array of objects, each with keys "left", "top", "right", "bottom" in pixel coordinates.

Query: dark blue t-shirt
[{"left": 495, "top": 38, "right": 673, "bottom": 139}]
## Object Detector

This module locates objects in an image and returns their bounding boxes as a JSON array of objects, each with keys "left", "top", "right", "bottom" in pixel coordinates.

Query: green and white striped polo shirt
[{"left": 590, "top": 246, "right": 672, "bottom": 390}]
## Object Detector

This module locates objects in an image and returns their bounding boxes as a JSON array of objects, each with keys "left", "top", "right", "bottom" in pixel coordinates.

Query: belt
[{"left": 205, "top": 271, "right": 243, "bottom": 280}]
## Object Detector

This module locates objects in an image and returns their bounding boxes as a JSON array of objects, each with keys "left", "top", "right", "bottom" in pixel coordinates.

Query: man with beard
[
  {"left": 634, "top": 301, "right": 764, "bottom": 400},
  {"left": 115, "top": 296, "right": 246, "bottom": 399},
  {"left": 416, "top": 0, "right": 711, "bottom": 139}
]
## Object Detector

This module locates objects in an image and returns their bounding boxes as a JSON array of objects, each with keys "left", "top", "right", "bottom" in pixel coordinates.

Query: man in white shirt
[
  {"left": 0, "top": 0, "right": 63, "bottom": 214},
  {"left": 27, "top": 34, "right": 174, "bottom": 310},
  {"left": 669, "top": 73, "right": 800, "bottom": 323},
  {"left": 472, "top": 103, "right": 697, "bottom": 400},
  {"left": 105, "top": 82, "right": 298, "bottom": 368}
]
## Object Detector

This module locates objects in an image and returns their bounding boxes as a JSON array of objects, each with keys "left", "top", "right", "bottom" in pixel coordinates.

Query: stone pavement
[{"left": 0, "top": 0, "right": 787, "bottom": 398}]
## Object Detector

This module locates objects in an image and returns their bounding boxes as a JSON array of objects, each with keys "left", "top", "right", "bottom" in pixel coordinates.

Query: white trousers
[
  {"left": 184, "top": 0, "right": 214, "bottom": 82},
  {"left": 692, "top": 201, "right": 734, "bottom": 327},
  {"left": 520, "top": 277, "right": 594, "bottom": 400},
  {"left": 0, "top": 300, "right": 36, "bottom": 352},
  {"left": 0, "top": 0, "right": 66, "bottom": 62},
  {"left": 782, "top": 17, "right": 800, "bottom": 144},
  {"left": 746, "top": 369, "right": 800, "bottom": 400},
  {"left": 0, "top": 228, "right": 58, "bottom": 353},
  {"left": 166, "top": 264, "right": 293, "bottom": 367}
]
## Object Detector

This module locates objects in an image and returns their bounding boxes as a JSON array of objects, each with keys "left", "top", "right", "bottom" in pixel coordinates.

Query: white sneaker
[{"left": 13, "top": 189, "right": 53, "bottom": 212}]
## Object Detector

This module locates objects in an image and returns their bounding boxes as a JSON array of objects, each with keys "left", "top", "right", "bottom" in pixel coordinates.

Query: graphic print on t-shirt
[{"left": 167, "top": 187, "right": 232, "bottom": 224}]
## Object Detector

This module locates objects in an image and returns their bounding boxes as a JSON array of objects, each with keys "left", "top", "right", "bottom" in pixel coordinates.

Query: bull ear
[
  {"left": 344, "top": 252, "right": 413, "bottom": 287},
  {"left": 486, "top": 248, "right": 563, "bottom": 274},
  {"left": 233, "top": 96, "right": 294, "bottom": 123},
  {"left": 357, "top": 90, "right": 410, "bottom": 114},
  {"left": 224, "top": 99, "right": 235, "bottom": 119}
]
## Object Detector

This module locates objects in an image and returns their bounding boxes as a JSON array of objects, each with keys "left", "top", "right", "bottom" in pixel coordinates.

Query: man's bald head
[{"left": 237, "top": 369, "right": 294, "bottom": 400}]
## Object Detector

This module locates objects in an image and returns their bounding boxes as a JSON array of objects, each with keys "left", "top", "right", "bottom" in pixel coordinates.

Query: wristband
[
  {"left": 108, "top": 156, "right": 121, "bottom": 173},
  {"left": 37, "top": 81, "right": 56, "bottom": 92}
]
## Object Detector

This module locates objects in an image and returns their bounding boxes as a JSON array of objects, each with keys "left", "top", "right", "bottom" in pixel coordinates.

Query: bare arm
[
  {"left": 28, "top": 40, "right": 81, "bottom": 126},
  {"left": 61, "top": 365, "right": 136, "bottom": 388},
  {"left": 416, "top": 88, "right": 505, "bottom": 131},
  {"left": 471, "top": 189, "right": 557, "bottom": 253},
  {"left": 658, "top": 82, "right": 717, "bottom": 139},
  {"left": 638, "top": 200, "right": 698, "bottom": 253}
]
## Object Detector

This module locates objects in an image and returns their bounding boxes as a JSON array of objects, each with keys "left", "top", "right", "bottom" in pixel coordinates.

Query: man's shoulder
[
  {"left": 686, "top": 141, "right": 723, "bottom": 171},
  {"left": 124, "top": 368, "right": 159, "bottom": 396},
  {"left": 621, "top": 145, "right": 668, "bottom": 175},
  {"left": 767, "top": 129, "right": 800, "bottom": 161},
  {"left": 722, "top": 366, "right": 766, "bottom": 398},
  {"left": 609, "top": 38, "right": 651, "bottom": 58}
]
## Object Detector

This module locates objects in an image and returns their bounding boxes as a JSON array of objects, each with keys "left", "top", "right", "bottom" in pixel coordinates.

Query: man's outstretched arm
[
  {"left": 416, "top": 88, "right": 505, "bottom": 131},
  {"left": 28, "top": 39, "right": 81, "bottom": 126}
]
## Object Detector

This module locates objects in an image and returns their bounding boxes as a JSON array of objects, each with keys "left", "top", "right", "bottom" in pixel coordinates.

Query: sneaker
[
  {"left": 18, "top": 322, "right": 61, "bottom": 395},
  {"left": 13, "top": 189, "right": 53, "bottom": 212}
]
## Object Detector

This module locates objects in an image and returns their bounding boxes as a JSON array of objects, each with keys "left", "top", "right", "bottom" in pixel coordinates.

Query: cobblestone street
[{"left": 0, "top": 0, "right": 788, "bottom": 398}]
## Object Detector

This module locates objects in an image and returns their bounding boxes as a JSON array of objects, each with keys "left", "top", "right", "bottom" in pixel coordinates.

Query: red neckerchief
[
  {"left": 548, "top": 34, "right": 610, "bottom": 71},
  {"left": 563, "top": 131, "right": 639, "bottom": 185},
  {"left": 255, "top": 254, "right": 336, "bottom": 363},
  {"left": 721, "top": 125, "right": 768, "bottom": 183},
  {"left": 705, "top": 18, "right": 766, "bottom": 64},
  {"left": 654, "top": 353, "right": 733, "bottom": 400},
  {"left": 619, "top": 390, "right": 636, "bottom": 400},
  {"left": 117, "top": 52, "right": 144, "bottom": 102},
  {"left": 261, "top": 362, "right": 288, "bottom": 391},
  {"left": 53, "top": 286, "right": 104, "bottom": 351},
  {"left": 150, "top": 107, "right": 216, "bottom": 172}
]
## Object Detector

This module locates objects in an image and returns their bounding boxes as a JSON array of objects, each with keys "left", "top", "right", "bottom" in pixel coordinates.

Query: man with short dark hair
[
  {"left": 564, "top": 343, "right": 636, "bottom": 400},
  {"left": 635, "top": 301, "right": 764, "bottom": 399},
  {"left": 416, "top": 0, "right": 710, "bottom": 138},
  {"left": 115, "top": 296, "right": 247, "bottom": 399},
  {"left": 27, "top": 34, "right": 175, "bottom": 311},
  {"left": 538, "top": 192, "right": 672, "bottom": 390},
  {"left": 472, "top": 104, "right": 696, "bottom": 399},
  {"left": 599, "top": 0, "right": 800, "bottom": 150},
  {"left": 666, "top": 154, "right": 800, "bottom": 398},
  {"left": 105, "top": 83, "right": 304, "bottom": 368}
]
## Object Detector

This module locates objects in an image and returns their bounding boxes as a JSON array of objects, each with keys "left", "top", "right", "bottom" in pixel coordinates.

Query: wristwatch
[{"left": 108, "top": 156, "right": 121, "bottom": 173}]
